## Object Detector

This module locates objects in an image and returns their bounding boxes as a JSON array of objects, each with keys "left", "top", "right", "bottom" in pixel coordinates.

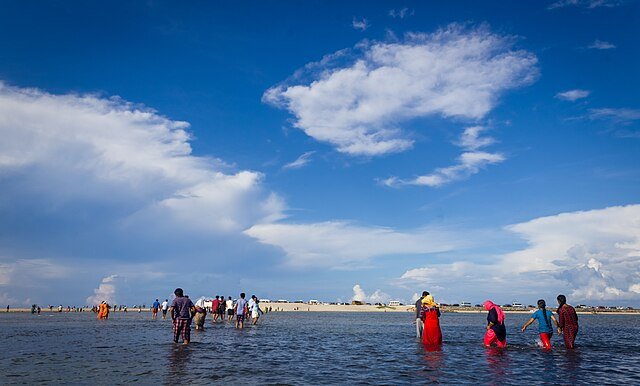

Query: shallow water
[{"left": 1, "top": 311, "right": 639, "bottom": 384}]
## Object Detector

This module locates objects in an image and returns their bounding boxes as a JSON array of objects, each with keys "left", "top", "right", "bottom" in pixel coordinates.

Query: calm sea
[{"left": 1, "top": 311, "right": 639, "bottom": 384}]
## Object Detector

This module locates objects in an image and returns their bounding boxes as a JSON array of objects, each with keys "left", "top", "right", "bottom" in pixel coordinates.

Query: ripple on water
[{"left": 1, "top": 312, "right": 639, "bottom": 384}]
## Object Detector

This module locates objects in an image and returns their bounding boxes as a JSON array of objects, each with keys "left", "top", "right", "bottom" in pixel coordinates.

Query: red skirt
[{"left": 422, "top": 310, "right": 442, "bottom": 347}]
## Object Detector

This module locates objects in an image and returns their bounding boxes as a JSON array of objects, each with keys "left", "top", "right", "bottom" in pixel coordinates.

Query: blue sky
[{"left": 0, "top": 0, "right": 639, "bottom": 307}]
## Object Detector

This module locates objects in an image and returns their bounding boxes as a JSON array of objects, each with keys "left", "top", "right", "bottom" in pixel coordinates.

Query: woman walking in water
[
  {"left": 483, "top": 300, "right": 506, "bottom": 348},
  {"left": 419, "top": 294, "right": 442, "bottom": 349},
  {"left": 521, "top": 299, "right": 558, "bottom": 349},
  {"left": 556, "top": 294, "right": 579, "bottom": 349}
]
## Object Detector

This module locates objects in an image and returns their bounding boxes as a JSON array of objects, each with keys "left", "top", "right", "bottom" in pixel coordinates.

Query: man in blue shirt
[{"left": 152, "top": 299, "right": 160, "bottom": 319}]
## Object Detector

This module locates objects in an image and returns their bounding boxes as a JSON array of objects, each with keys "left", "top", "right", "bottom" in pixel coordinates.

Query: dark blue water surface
[{"left": 1, "top": 311, "right": 639, "bottom": 384}]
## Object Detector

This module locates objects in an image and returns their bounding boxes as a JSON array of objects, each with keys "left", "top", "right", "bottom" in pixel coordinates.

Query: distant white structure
[
  {"left": 308, "top": 299, "right": 319, "bottom": 305},
  {"left": 260, "top": 299, "right": 271, "bottom": 303},
  {"left": 511, "top": 302, "right": 525, "bottom": 309},
  {"left": 460, "top": 302, "right": 472, "bottom": 307},
  {"left": 276, "top": 299, "right": 289, "bottom": 303},
  {"left": 388, "top": 300, "right": 401, "bottom": 306}
]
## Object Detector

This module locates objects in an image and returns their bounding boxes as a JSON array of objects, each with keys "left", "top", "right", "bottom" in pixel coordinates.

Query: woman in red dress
[{"left": 420, "top": 295, "right": 442, "bottom": 349}]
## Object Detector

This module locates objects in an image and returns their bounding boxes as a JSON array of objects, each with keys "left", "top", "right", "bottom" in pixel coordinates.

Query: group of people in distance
[
  {"left": 415, "top": 292, "right": 579, "bottom": 350},
  {"left": 168, "top": 288, "right": 264, "bottom": 345}
]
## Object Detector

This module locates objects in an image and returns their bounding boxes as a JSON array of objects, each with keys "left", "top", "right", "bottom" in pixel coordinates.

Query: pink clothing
[{"left": 483, "top": 300, "right": 505, "bottom": 324}]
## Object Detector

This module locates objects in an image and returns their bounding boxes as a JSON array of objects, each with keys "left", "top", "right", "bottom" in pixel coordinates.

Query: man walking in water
[
  {"left": 161, "top": 299, "right": 169, "bottom": 319},
  {"left": 212, "top": 296, "right": 220, "bottom": 323},
  {"left": 234, "top": 293, "right": 248, "bottom": 329},
  {"left": 415, "top": 291, "right": 428, "bottom": 338},
  {"left": 226, "top": 296, "right": 234, "bottom": 323},
  {"left": 152, "top": 299, "right": 160, "bottom": 319},
  {"left": 169, "top": 288, "right": 195, "bottom": 345}
]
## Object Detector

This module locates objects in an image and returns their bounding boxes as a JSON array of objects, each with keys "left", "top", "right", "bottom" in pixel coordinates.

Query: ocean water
[{"left": 1, "top": 311, "right": 639, "bottom": 384}]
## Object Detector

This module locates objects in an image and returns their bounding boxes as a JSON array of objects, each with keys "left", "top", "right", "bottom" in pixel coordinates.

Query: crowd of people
[
  {"left": 415, "top": 292, "right": 579, "bottom": 350},
  {"left": 167, "top": 289, "right": 265, "bottom": 345}
]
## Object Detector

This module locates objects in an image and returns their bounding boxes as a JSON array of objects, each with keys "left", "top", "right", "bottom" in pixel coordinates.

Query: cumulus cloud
[
  {"left": 244, "top": 221, "right": 458, "bottom": 268},
  {"left": 556, "top": 89, "right": 591, "bottom": 101},
  {"left": 86, "top": 275, "right": 119, "bottom": 305},
  {"left": 398, "top": 205, "right": 640, "bottom": 303},
  {"left": 0, "top": 82, "right": 283, "bottom": 234},
  {"left": 548, "top": 0, "right": 623, "bottom": 9},
  {"left": 383, "top": 126, "right": 505, "bottom": 187},
  {"left": 283, "top": 151, "right": 316, "bottom": 170},
  {"left": 0, "top": 82, "right": 285, "bottom": 304},
  {"left": 352, "top": 284, "right": 391, "bottom": 304},
  {"left": 263, "top": 24, "right": 538, "bottom": 156},
  {"left": 352, "top": 17, "right": 369, "bottom": 31},
  {"left": 588, "top": 40, "right": 616, "bottom": 49}
]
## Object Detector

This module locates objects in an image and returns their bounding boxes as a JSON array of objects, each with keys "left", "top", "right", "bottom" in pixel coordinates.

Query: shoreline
[{"left": 5, "top": 304, "right": 639, "bottom": 315}]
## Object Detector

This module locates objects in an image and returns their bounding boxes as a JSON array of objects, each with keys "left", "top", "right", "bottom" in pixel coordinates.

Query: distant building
[
  {"left": 388, "top": 300, "right": 401, "bottom": 306},
  {"left": 308, "top": 299, "right": 319, "bottom": 305},
  {"left": 460, "top": 302, "right": 471, "bottom": 307},
  {"left": 351, "top": 300, "right": 364, "bottom": 305}
]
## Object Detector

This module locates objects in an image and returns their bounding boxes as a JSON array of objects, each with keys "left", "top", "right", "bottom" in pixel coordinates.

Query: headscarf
[
  {"left": 483, "top": 300, "right": 505, "bottom": 324},
  {"left": 421, "top": 294, "right": 437, "bottom": 307}
]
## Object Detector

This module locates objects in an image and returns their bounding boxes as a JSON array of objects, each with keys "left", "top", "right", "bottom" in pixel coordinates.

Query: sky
[{"left": 0, "top": 0, "right": 639, "bottom": 307}]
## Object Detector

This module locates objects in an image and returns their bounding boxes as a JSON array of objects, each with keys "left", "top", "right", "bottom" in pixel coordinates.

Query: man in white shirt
[
  {"left": 234, "top": 293, "right": 248, "bottom": 329},
  {"left": 161, "top": 299, "right": 169, "bottom": 319}
]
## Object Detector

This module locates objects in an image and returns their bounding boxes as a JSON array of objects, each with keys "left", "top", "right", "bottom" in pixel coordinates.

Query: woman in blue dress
[{"left": 521, "top": 299, "right": 559, "bottom": 349}]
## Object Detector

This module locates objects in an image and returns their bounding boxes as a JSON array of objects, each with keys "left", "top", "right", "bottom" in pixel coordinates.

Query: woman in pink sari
[{"left": 483, "top": 300, "right": 506, "bottom": 348}]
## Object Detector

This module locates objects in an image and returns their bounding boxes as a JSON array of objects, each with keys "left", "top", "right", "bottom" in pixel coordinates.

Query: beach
[{"left": 7, "top": 303, "right": 639, "bottom": 314}]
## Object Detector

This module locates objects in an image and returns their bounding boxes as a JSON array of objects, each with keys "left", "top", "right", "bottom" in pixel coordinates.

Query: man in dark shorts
[
  {"left": 168, "top": 288, "right": 195, "bottom": 345},
  {"left": 212, "top": 296, "right": 220, "bottom": 323},
  {"left": 226, "top": 296, "right": 234, "bottom": 322},
  {"left": 235, "top": 293, "right": 248, "bottom": 329},
  {"left": 161, "top": 299, "right": 169, "bottom": 318}
]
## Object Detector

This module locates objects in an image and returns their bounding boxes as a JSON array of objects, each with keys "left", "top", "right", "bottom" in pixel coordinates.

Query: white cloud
[
  {"left": 283, "top": 151, "right": 316, "bottom": 170},
  {"left": 352, "top": 284, "right": 391, "bottom": 304},
  {"left": 389, "top": 8, "right": 414, "bottom": 18},
  {"left": 264, "top": 24, "right": 538, "bottom": 156},
  {"left": 588, "top": 40, "right": 616, "bottom": 49},
  {"left": 86, "top": 275, "right": 119, "bottom": 305},
  {"left": 548, "top": 0, "right": 622, "bottom": 9},
  {"left": 0, "top": 259, "right": 69, "bottom": 286},
  {"left": 556, "top": 89, "right": 591, "bottom": 101},
  {"left": 383, "top": 126, "right": 505, "bottom": 187},
  {"left": 398, "top": 205, "right": 640, "bottom": 303},
  {"left": 588, "top": 108, "right": 640, "bottom": 123},
  {"left": 244, "top": 221, "right": 458, "bottom": 268},
  {"left": 0, "top": 82, "right": 283, "bottom": 233},
  {"left": 0, "top": 82, "right": 286, "bottom": 304},
  {"left": 352, "top": 17, "right": 369, "bottom": 31}
]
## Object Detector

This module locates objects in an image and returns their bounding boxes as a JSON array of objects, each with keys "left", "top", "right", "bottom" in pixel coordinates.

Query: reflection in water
[
  {"left": 561, "top": 349, "right": 582, "bottom": 385},
  {"left": 167, "top": 344, "right": 193, "bottom": 383},
  {"left": 485, "top": 347, "right": 510, "bottom": 384},
  {"left": 421, "top": 346, "right": 445, "bottom": 383}
]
